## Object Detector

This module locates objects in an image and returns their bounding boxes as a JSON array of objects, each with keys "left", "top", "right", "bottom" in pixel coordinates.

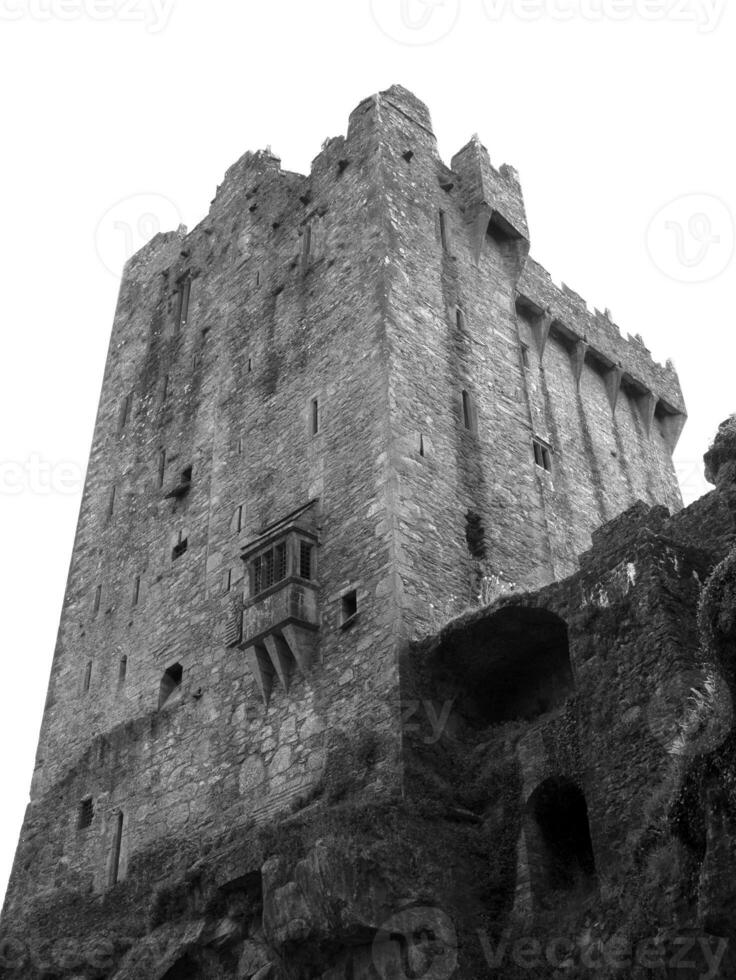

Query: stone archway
[{"left": 523, "top": 777, "right": 597, "bottom": 911}]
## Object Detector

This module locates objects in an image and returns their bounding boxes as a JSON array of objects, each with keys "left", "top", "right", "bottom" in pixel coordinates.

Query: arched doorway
[{"left": 525, "top": 777, "right": 596, "bottom": 909}]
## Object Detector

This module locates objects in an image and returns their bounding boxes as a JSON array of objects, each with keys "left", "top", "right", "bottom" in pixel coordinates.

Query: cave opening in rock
[{"left": 526, "top": 777, "right": 596, "bottom": 902}]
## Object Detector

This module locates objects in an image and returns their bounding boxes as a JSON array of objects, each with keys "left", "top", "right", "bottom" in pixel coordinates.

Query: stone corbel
[
  {"left": 605, "top": 364, "right": 625, "bottom": 414},
  {"left": 281, "top": 623, "right": 317, "bottom": 675},
  {"left": 637, "top": 389, "right": 658, "bottom": 437},
  {"left": 470, "top": 202, "right": 493, "bottom": 265},
  {"left": 264, "top": 634, "right": 295, "bottom": 694},
  {"left": 659, "top": 410, "right": 687, "bottom": 454},
  {"left": 532, "top": 310, "right": 553, "bottom": 363},
  {"left": 570, "top": 338, "right": 589, "bottom": 389},
  {"left": 245, "top": 644, "right": 275, "bottom": 706}
]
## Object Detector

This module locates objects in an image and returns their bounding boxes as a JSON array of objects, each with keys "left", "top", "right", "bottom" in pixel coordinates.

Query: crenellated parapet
[
  {"left": 517, "top": 257, "right": 687, "bottom": 451},
  {"left": 451, "top": 135, "right": 530, "bottom": 267}
]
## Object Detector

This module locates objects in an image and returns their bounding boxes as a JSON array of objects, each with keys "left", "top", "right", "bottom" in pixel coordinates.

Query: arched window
[
  {"left": 159, "top": 663, "right": 183, "bottom": 709},
  {"left": 525, "top": 777, "right": 596, "bottom": 907}
]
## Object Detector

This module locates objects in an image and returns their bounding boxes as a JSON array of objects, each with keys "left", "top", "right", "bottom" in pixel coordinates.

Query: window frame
[{"left": 247, "top": 531, "right": 317, "bottom": 601}]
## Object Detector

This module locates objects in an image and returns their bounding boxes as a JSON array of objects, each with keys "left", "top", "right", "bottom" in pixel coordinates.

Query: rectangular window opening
[
  {"left": 299, "top": 541, "right": 313, "bottom": 580},
  {"left": 341, "top": 590, "right": 358, "bottom": 627},
  {"left": 118, "top": 656, "right": 128, "bottom": 685},
  {"left": 158, "top": 449, "right": 166, "bottom": 488},
  {"left": 533, "top": 439, "right": 553, "bottom": 473},
  {"left": 78, "top": 797, "right": 94, "bottom": 830},
  {"left": 250, "top": 541, "right": 289, "bottom": 597},
  {"left": 223, "top": 568, "right": 232, "bottom": 594},
  {"left": 310, "top": 398, "right": 319, "bottom": 436},
  {"left": 93, "top": 585, "right": 102, "bottom": 615},
  {"left": 132, "top": 576, "right": 141, "bottom": 607},
  {"left": 83, "top": 661, "right": 92, "bottom": 694},
  {"left": 107, "top": 485, "right": 116, "bottom": 519},
  {"left": 456, "top": 308, "right": 465, "bottom": 331}
]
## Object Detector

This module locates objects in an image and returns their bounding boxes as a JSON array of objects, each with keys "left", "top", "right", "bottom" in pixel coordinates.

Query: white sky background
[{"left": 0, "top": 0, "right": 734, "bottom": 906}]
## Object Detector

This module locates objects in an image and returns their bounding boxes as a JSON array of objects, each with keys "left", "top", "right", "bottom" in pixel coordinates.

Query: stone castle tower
[{"left": 1, "top": 85, "right": 694, "bottom": 978}]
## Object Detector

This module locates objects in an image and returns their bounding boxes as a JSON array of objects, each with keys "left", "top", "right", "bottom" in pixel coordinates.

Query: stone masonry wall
[{"left": 3, "top": 85, "right": 687, "bottom": 938}]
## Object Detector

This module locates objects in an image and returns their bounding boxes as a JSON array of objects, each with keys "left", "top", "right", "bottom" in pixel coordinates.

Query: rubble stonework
[{"left": 3, "top": 87, "right": 728, "bottom": 979}]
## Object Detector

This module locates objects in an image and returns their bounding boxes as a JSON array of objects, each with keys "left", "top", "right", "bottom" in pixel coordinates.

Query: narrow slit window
[
  {"left": 521, "top": 344, "right": 530, "bottom": 369},
  {"left": 119, "top": 393, "right": 133, "bottom": 432},
  {"left": 341, "top": 590, "right": 358, "bottom": 626},
  {"left": 462, "top": 390, "right": 472, "bottom": 430},
  {"left": 93, "top": 585, "right": 102, "bottom": 615},
  {"left": 175, "top": 277, "right": 192, "bottom": 330},
  {"left": 132, "top": 575, "right": 140, "bottom": 606},
  {"left": 439, "top": 210, "right": 449, "bottom": 253},
  {"left": 299, "top": 541, "right": 313, "bottom": 580},
  {"left": 157, "top": 449, "right": 166, "bottom": 488},
  {"left": 419, "top": 434, "right": 425, "bottom": 458},
  {"left": 302, "top": 223, "right": 312, "bottom": 269},
  {"left": 456, "top": 307, "right": 465, "bottom": 331},
  {"left": 310, "top": 398, "right": 319, "bottom": 436},
  {"left": 109, "top": 811, "right": 124, "bottom": 886},
  {"left": 78, "top": 797, "right": 94, "bottom": 830},
  {"left": 118, "top": 656, "right": 128, "bottom": 685},
  {"left": 247, "top": 357, "right": 252, "bottom": 373},
  {"left": 107, "top": 485, "right": 116, "bottom": 519},
  {"left": 234, "top": 505, "right": 244, "bottom": 533},
  {"left": 223, "top": 568, "right": 232, "bottom": 594},
  {"left": 83, "top": 661, "right": 92, "bottom": 694},
  {"left": 237, "top": 437, "right": 244, "bottom": 455}
]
